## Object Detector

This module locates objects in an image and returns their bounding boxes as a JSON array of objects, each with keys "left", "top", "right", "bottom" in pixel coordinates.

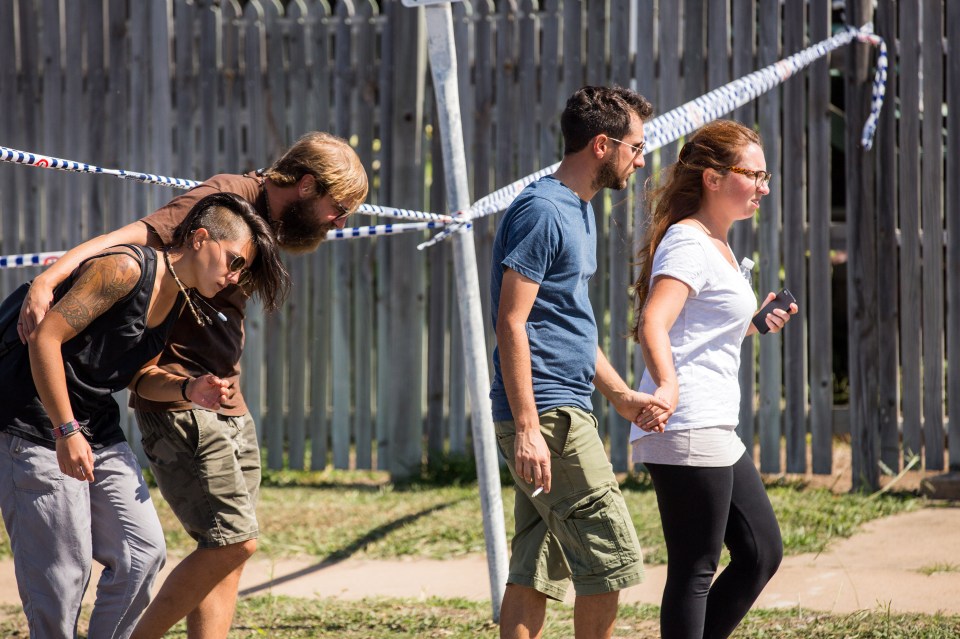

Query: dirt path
[{"left": 5, "top": 507, "right": 956, "bottom": 616}]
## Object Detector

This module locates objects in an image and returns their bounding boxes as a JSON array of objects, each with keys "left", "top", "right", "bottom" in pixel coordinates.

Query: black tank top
[{"left": 0, "top": 245, "right": 184, "bottom": 450}]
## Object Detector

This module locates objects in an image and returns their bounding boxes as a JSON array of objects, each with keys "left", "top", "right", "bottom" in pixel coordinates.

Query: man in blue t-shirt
[{"left": 491, "top": 86, "right": 670, "bottom": 639}]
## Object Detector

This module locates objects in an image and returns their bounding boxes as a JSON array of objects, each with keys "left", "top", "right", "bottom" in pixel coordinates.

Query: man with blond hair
[{"left": 17, "top": 131, "right": 368, "bottom": 639}]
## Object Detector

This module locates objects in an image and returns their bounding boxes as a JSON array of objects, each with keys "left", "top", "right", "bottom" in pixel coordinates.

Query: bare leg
[
  {"left": 184, "top": 562, "right": 245, "bottom": 639},
  {"left": 499, "top": 584, "right": 547, "bottom": 639},
  {"left": 573, "top": 591, "right": 619, "bottom": 639},
  {"left": 131, "top": 539, "right": 256, "bottom": 639}
]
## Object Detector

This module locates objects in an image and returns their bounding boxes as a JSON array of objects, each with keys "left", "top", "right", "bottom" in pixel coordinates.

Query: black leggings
[{"left": 646, "top": 452, "right": 783, "bottom": 639}]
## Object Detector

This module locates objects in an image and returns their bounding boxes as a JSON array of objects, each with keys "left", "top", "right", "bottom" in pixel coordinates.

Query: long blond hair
[{"left": 632, "top": 120, "right": 762, "bottom": 338}]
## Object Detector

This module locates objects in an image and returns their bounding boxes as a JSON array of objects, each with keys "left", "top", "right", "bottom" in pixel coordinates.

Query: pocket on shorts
[
  {"left": 141, "top": 413, "right": 200, "bottom": 465},
  {"left": 555, "top": 488, "right": 638, "bottom": 575},
  {"left": 9, "top": 438, "right": 64, "bottom": 495}
]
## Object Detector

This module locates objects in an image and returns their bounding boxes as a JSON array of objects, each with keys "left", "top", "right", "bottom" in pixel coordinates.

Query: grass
[
  {"left": 2, "top": 598, "right": 958, "bottom": 638},
  {"left": 0, "top": 469, "right": 921, "bottom": 564},
  {"left": 916, "top": 562, "right": 960, "bottom": 576},
  {"left": 0, "top": 463, "right": 947, "bottom": 638}
]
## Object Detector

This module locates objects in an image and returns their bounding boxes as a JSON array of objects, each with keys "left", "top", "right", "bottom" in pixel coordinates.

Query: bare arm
[
  {"left": 637, "top": 275, "right": 691, "bottom": 428},
  {"left": 18, "top": 220, "right": 154, "bottom": 342},
  {"left": 27, "top": 253, "right": 142, "bottom": 482},
  {"left": 593, "top": 346, "right": 671, "bottom": 432},
  {"left": 130, "top": 356, "right": 230, "bottom": 410},
  {"left": 496, "top": 268, "right": 553, "bottom": 493}
]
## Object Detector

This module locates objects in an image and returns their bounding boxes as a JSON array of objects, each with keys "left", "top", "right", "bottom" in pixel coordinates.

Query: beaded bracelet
[
  {"left": 180, "top": 377, "right": 191, "bottom": 402},
  {"left": 52, "top": 419, "right": 82, "bottom": 439}
]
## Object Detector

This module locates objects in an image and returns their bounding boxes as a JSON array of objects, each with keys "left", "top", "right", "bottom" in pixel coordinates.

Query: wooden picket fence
[{"left": 0, "top": 0, "right": 955, "bottom": 487}]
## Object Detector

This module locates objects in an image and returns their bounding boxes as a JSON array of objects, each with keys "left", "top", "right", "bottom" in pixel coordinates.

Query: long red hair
[{"left": 632, "top": 120, "right": 762, "bottom": 338}]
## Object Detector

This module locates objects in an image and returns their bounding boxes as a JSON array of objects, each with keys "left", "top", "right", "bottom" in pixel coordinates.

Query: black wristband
[{"left": 180, "top": 377, "right": 191, "bottom": 402}]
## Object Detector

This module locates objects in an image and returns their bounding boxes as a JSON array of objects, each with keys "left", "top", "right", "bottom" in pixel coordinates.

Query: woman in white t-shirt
[{"left": 631, "top": 120, "right": 797, "bottom": 639}]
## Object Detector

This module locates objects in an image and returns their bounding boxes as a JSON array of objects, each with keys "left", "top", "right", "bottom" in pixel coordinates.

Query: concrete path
[{"left": 4, "top": 507, "right": 956, "bottom": 616}]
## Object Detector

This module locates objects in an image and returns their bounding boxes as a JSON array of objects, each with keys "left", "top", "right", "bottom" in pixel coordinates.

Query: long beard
[
  {"left": 593, "top": 155, "right": 629, "bottom": 191},
  {"left": 273, "top": 198, "right": 335, "bottom": 253}
]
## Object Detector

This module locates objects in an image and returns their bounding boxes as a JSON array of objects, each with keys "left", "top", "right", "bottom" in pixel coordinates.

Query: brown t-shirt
[{"left": 132, "top": 172, "right": 266, "bottom": 416}]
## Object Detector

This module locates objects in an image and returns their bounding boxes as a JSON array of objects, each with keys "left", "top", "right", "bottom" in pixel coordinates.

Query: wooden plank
[
  {"left": 631, "top": 0, "right": 656, "bottom": 435},
  {"left": 920, "top": 0, "right": 945, "bottom": 470},
  {"left": 174, "top": 0, "right": 196, "bottom": 177},
  {"left": 948, "top": 0, "right": 960, "bottom": 471},
  {"left": 756, "top": 0, "right": 782, "bottom": 473},
  {"left": 375, "top": 0, "right": 395, "bottom": 471},
  {"left": 221, "top": 0, "right": 243, "bottom": 170},
  {"left": 330, "top": 0, "right": 355, "bottom": 471},
  {"left": 427, "top": 108, "right": 449, "bottom": 458},
  {"left": 517, "top": 1, "right": 538, "bottom": 177},
  {"left": 198, "top": 0, "right": 220, "bottom": 177},
  {"left": 731, "top": 0, "right": 757, "bottom": 452},
  {"left": 385, "top": 0, "right": 426, "bottom": 478},
  {"left": 682, "top": 0, "right": 706, "bottom": 102},
  {"left": 242, "top": 0, "right": 268, "bottom": 448},
  {"left": 472, "top": 0, "right": 496, "bottom": 365},
  {"left": 0, "top": 0, "right": 19, "bottom": 296},
  {"left": 307, "top": 0, "right": 332, "bottom": 471},
  {"left": 846, "top": 0, "right": 879, "bottom": 490},
  {"left": 351, "top": 0, "right": 377, "bottom": 470},
  {"left": 85, "top": 1, "right": 108, "bottom": 240},
  {"left": 607, "top": 0, "right": 631, "bottom": 471},
  {"left": 808, "top": 0, "right": 833, "bottom": 474},
  {"left": 539, "top": 0, "right": 560, "bottom": 168},
  {"left": 706, "top": 0, "right": 729, "bottom": 91},
  {"left": 63, "top": 0, "right": 85, "bottom": 249},
  {"left": 150, "top": 1, "right": 175, "bottom": 202},
  {"left": 283, "top": 0, "right": 311, "bottom": 470},
  {"left": 561, "top": 0, "right": 582, "bottom": 97},
  {"left": 17, "top": 0, "right": 41, "bottom": 252},
  {"left": 782, "top": 0, "right": 806, "bottom": 473},
  {"left": 898, "top": 0, "right": 922, "bottom": 461},
  {"left": 128, "top": 0, "right": 148, "bottom": 231},
  {"left": 586, "top": 3, "right": 608, "bottom": 436},
  {"left": 876, "top": 0, "right": 901, "bottom": 472},
  {"left": 41, "top": 0, "right": 62, "bottom": 249},
  {"left": 449, "top": 0, "right": 474, "bottom": 454}
]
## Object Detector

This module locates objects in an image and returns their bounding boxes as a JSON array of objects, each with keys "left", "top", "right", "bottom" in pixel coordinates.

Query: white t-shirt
[{"left": 630, "top": 224, "right": 757, "bottom": 446}]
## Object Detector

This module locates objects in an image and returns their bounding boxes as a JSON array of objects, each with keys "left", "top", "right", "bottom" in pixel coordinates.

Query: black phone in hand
[{"left": 752, "top": 288, "right": 796, "bottom": 334}]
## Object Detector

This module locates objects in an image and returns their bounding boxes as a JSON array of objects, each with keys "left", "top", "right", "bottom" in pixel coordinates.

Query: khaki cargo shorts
[
  {"left": 495, "top": 406, "right": 644, "bottom": 600},
  {"left": 137, "top": 409, "right": 260, "bottom": 548}
]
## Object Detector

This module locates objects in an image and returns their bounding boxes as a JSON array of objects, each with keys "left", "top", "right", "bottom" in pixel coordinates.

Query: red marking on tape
[
  {"left": 42, "top": 256, "right": 59, "bottom": 266},
  {"left": 35, "top": 158, "right": 49, "bottom": 168}
]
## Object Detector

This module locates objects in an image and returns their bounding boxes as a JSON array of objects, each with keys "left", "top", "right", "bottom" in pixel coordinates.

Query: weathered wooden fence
[{"left": 0, "top": 0, "right": 954, "bottom": 487}]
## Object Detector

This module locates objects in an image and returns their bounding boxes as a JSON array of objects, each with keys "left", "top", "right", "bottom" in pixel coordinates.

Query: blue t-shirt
[{"left": 489, "top": 175, "right": 598, "bottom": 421}]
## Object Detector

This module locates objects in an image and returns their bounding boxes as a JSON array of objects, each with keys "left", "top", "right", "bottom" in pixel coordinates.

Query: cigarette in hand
[{"left": 531, "top": 486, "right": 544, "bottom": 498}]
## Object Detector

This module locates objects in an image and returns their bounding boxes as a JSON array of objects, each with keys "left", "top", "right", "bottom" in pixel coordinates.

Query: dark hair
[
  {"left": 632, "top": 120, "right": 762, "bottom": 337},
  {"left": 170, "top": 192, "right": 290, "bottom": 312},
  {"left": 560, "top": 86, "right": 654, "bottom": 155}
]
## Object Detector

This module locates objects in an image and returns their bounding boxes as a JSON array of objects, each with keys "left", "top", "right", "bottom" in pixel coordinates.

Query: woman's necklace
[
  {"left": 163, "top": 249, "right": 212, "bottom": 326},
  {"left": 690, "top": 217, "right": 737, "bottom": 268}
]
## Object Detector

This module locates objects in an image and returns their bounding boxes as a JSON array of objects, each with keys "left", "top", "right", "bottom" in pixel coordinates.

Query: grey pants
[{"left": 0, "top": 432, "right": 166, "bottom": 639}]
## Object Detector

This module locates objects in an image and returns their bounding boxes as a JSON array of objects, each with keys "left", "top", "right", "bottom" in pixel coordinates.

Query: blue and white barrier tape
[
  {"left": 417, "top": 23, "right": 888, "bottom": 249},
  {"left": 0, "top": 145, "right": 451, "bottom": 223},
  {"left": 0, "top": 220, "right": 470, "bottom": 269}
]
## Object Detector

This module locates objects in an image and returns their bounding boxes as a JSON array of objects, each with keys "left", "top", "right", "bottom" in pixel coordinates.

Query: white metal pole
[{"left": 418, "top": 2, "right": 509, "bottom": 621}]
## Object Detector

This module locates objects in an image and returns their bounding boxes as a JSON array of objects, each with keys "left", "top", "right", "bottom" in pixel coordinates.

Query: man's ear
[
  {"left": 591, "top": 134, "right": 610, "bottom": 160},
  {"left": 298, "top": 173, "right": 316, "bottom": 198}
]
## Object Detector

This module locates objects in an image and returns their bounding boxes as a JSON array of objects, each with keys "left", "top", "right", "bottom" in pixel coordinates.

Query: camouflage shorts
[{"left": 137, "top": 409, "right": 260, "bottom": 548}]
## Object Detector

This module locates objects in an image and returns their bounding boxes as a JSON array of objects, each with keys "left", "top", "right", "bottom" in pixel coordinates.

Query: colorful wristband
[
  {"left": 180, "top": 377, "right": 191, "bottom": 402},
  {"left": 52, "top": 419, "right": 81, "bottom": 439}
]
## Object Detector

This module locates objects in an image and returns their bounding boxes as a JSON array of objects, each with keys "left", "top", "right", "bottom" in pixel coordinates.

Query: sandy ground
[{"left": 1, "top": 507, "right": 958, "bottom": 616}]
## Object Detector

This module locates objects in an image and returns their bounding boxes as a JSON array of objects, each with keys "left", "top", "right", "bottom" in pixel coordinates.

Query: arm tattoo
[{"left": 51, "top": 254, "right": 141, "bottom": 333}]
